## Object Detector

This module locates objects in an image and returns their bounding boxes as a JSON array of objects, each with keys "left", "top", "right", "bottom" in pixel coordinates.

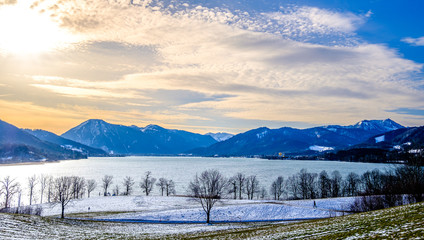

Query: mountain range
[
  {"left": 61, "top": 119, "right": 217, "bottom": 155},
  {"left": 188, "top": 119, "right": 406, "bottom": 156},
  {"left": 0, "top": 118, "right": 422, "bottom": 163}
]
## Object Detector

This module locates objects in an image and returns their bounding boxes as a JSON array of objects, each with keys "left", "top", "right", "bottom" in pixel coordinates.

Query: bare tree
[
  {"left": 395, "top": 162, "right": 424, "bottom": 203},
  {"left": 188, "top": 169, "right": 227, "bottom": 223},
  {"left": 71, "top": 176, "right": 86, "bottom": 199},
  {"left": 362, "top": 169, "right": 383, "bottom": 195},
  {"left": 16, "top": 187, "right": 22, "bottom": 213},
  {"left": 345, "top": 172, "right": 361, "bottom": 196},
  {"left": 259, "top": 186, "right": 268, "bottom": 199},
  {"left": 270, "top": 176, "right": 284, "bottom": 200},
  {"left": 140, "top": 171, "right": 156, "bottom": 196},
  {"left": 0, "top": 176, "right": 20, "bottom": 208},
  {"left": 165, "top": 180, "right": 176, "bottom": 196},
  {"left": 53, "top": 176, "right": 73, "bottom": 218},
  {"left": 307, "top": 172, "right": 318, "bottom": 199},
  {"left": 235, "top": 173, "right": 246, "bottom": 199},
  {"left": 102, "top": 175, "right": 113, "bottom": 196},
  {"left": 156, "top": 178, "right": 167, "bottom": 196},
  {"left": 331, "top": 171, "right": 342, "bottom": 197},
  {"left": 87, "top": 179, "right": 97, "bottom": 198},
  {"left": 27, "top": 175, "right": 38, "bottom": 205},
  {"left": 113, "top": 184, "right": 120, "bottom": 196},
  {"left": 245, "top": 175, "right": 259, "bottom": 200},
  {"left": 123, "top": 176, "right": 135, "bottom": 196},
  {"left": 298, "top": 169, "right": 318, "bottom": 199},
  {"left": 318, "top": 170, "right": 331, "bottom": 198},
  {"left": 228, "top": 176, "right": 238, "bottom": 199},
  {"left": 39, "top": 174, "right": 49, "bottom": 204},
  {"left": 46, "top": 176, "right": 54, "bottom": 203},
  {"left": 287, "top": 175, "right": 300, "bottom": 199}
]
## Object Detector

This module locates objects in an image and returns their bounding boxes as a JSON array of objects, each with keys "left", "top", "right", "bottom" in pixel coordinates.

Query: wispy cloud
[
  {"left": 387, "top": 108, "right": 424, "bottom": 116},
  {"left": 402, "top": 36, "right": 424, "bottom": 46}
]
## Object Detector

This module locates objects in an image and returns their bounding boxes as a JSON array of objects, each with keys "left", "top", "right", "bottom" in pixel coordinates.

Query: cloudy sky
[{"left": 0, "top": 0, "right": 423, "bottom": 134}]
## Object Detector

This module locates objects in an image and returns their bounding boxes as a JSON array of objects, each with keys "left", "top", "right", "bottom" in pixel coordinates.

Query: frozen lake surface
[{"left": 0, "top": 156, "right": 396, "bottom": 202}]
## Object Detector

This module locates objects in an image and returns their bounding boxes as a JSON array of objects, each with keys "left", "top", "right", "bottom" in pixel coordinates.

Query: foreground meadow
[{"left": 0, "top": 196, "right": 422, "bottom": 239}]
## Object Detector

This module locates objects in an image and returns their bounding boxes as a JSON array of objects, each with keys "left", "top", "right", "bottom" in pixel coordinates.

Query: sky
[{"left": 0, "top": 0, "right": 423, "bottom": 134}]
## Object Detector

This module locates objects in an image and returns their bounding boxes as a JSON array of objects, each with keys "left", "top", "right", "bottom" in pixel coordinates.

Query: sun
[{"left": 0, "top": 2, "right": 76, "bottom": 56}]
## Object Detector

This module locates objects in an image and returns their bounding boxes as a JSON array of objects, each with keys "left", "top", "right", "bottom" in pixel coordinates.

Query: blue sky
[
  {"left": 0, "top": 0, "right": 423, "bottom": 134},
  {"left": 191, "top": 0, "right": 424, "bottom": 62}
]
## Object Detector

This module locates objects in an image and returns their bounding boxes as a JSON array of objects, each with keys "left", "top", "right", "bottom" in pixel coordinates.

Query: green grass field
[{"left": 0, "top": 202, "right": 423, "bottom": 239}]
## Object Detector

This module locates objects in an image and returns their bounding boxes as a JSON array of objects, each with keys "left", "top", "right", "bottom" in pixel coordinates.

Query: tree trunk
[
  {"left": 239, "top": 186, "right": 242, "bottom": 199},
  {"left": 61, "top": 205, "right": 65, "bottom": 219}
]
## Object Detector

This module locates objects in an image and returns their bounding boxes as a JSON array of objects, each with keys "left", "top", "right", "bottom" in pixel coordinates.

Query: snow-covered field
[
  {"left": 2, "top": 199, "right": 422, "bottom": 239},
  {"left": 38, "top": 195, "right": 356, "bottom": 224}
]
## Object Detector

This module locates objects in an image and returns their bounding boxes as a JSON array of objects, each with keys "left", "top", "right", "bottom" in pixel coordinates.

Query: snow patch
[
  {"left": 61, "top": 145, "right": 83, "bottom": 153},
  {"left": 375, "top": 135, "right": 385, "bottom": 143},
  {"left": 309, "top": 145, "right": 334, "bottom": 152},
  {"left": 256, "top": 130, "right": 268, "bottom": 139},
  {"left": 409, "top": 149, "right": 422, "bottom": 154},
  {"left": 327, "top": 128, "right": 337, "bottom": 132}
]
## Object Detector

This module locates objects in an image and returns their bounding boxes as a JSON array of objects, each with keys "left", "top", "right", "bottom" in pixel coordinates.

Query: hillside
[
  {"left": 322, "top": 126, "right": 424, "bottom": 163},
  {"left": 357, "top": 126, "right": 424, "bottom": 150},
  {"left": 25, "top": 129, "right": 108, "bottom": 157},
  {"left": 0, "top": 200, "right": 421, "bottom": 239},
  {"left": 0, "top": 120, "right": 87, "bottom": 163}
]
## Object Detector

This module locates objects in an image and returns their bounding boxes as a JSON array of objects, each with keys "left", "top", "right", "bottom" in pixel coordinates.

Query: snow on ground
[
  {"left": 38, "top": 195, "right": 356, "bottom": 223},
  {"left": 97, "top": 203, "right": 337, "bottom": 222},
  {"left": 282, "top": 197, "right": 356, "bottom": 211}
]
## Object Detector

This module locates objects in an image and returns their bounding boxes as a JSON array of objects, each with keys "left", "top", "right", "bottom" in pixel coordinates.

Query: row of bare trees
[
  {"left": 0, "top": 172, "right": 177, "bottom": 218},
  {"left": 100, "top": 172, "right": 176, "bottom": 197},
  {"left": 189, "top": 170, "right": 362, "bottom": 204},
  {"left": 0, "top": 175, "right": 91, "bottom": 218}
]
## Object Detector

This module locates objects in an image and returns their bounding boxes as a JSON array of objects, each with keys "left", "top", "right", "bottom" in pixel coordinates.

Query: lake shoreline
[{"left": 0, "top": 159, "right": 64, "bottom": 166}]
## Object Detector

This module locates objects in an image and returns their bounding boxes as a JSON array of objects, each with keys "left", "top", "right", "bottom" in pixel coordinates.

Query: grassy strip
[
  {"left": 172, "top": 202, "right": 424, "bottom": 239},
  {"left": 0, "top": 202, "right": 422, "bottom": 239}
]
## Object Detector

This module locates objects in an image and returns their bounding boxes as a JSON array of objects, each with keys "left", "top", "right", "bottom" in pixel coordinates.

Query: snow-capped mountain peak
[
  {"left": 205, "top": 132, "right": 234, "bottom": 142},
  {"left": 351, "top": 119, "right": 404, "bottom": 132}
]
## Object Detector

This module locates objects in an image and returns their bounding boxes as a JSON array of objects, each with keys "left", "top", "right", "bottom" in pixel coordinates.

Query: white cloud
[
  {"left": 2, "top": 0, "right": 424, "bottom": 131},
  {"left": 402, "top": 37, "right": 424, "bottom": 46},
  {"left": 264, "top": 7, "right": 364, "bottom": 35}
]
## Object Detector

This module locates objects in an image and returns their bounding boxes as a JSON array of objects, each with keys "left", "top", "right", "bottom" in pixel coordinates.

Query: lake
[{"left": 0, "top": 156, "right": 397, "bottom": 204}]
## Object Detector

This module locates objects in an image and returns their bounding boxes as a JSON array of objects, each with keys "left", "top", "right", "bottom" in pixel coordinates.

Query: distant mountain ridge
[
  {"left": 0, "top": 120, "right": 87, "bottom": 163},
  {"left": 188, "top": 119, "right": 405, "bottom": 156},
  {"left": 24, "top": 129, "right": 108, "bottom": 157},
  {"left": 61, "top": 119, "right": 217, "bottom": 155}
]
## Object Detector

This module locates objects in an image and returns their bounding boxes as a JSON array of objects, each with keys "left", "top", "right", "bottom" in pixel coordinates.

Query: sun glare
[{"left": 0, "top": 2, "right": 76, "bottom": 56}]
